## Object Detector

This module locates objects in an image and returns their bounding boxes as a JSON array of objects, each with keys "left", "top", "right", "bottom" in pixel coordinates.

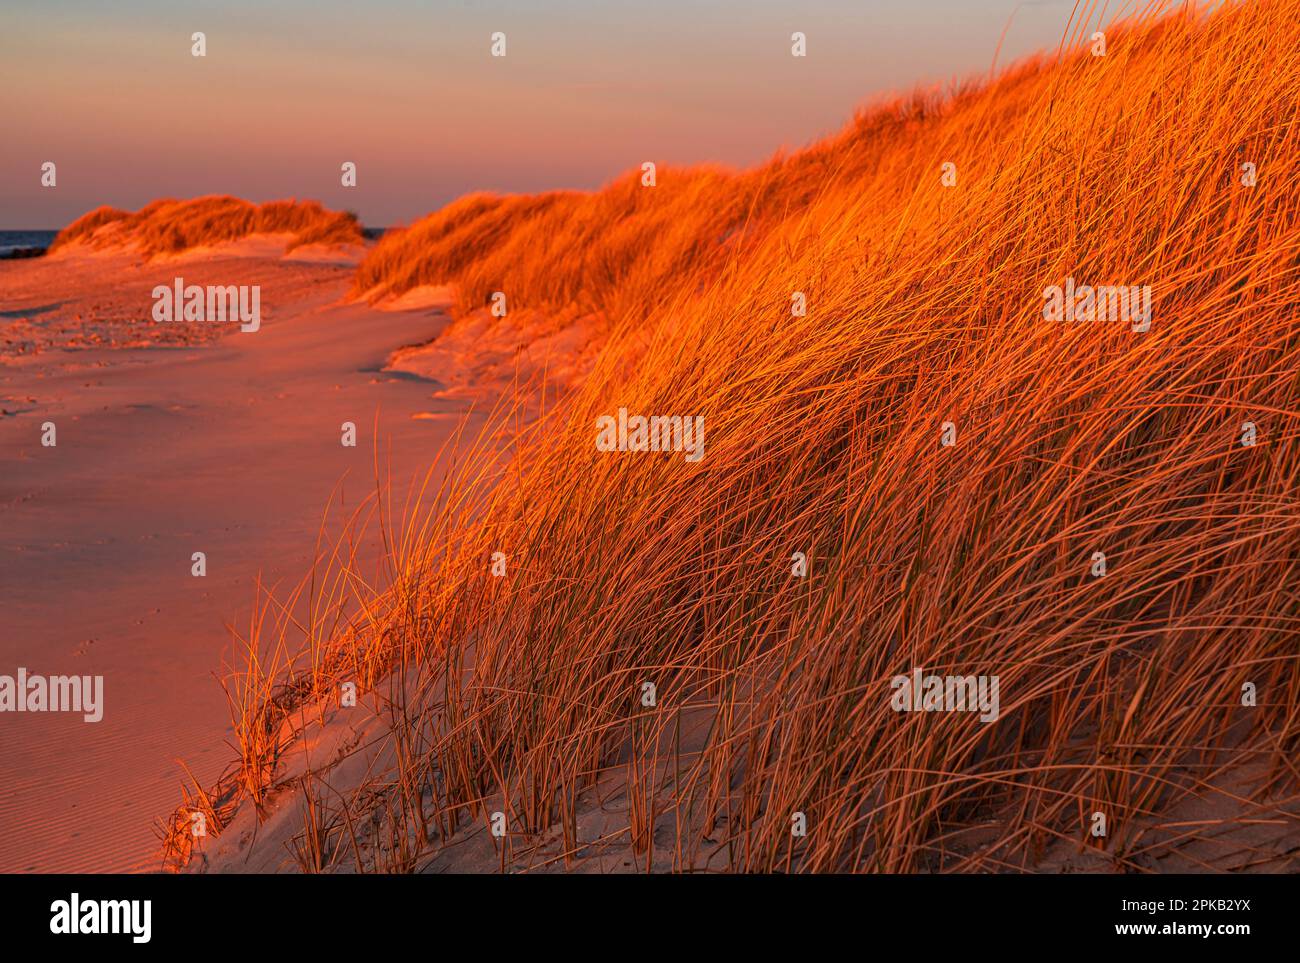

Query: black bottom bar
[{"left": 0, "top": 871, "right": 1282, "bottom": 950}]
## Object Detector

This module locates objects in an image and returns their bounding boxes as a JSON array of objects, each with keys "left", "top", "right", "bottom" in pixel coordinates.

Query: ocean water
[{"left": 0, "top": 230, "right": 57, "bottom": 257}]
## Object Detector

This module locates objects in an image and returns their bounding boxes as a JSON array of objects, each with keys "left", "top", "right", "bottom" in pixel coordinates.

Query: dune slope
[{"left": 168, "top": 0, "right": 1300, "bottom": 873}]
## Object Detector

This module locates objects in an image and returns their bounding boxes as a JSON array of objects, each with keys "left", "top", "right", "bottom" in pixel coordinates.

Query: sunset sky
[{"left": 1, "top": 0, "right": 1079, "bottom": 229}]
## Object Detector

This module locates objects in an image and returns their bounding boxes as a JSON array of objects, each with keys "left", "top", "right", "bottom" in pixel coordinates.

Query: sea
[{"left": 0, "top": 230, "right": 58, "bottom": 258}]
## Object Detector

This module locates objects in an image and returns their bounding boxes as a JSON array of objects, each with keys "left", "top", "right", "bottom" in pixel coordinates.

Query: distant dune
[{"left": 49, "top": 196, "right": 364, "bottom": 260}]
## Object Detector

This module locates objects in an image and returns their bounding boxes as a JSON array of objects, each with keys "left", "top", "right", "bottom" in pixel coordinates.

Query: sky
[{"left": 1, "top": 0, "right": 1084, "bottom": 229}]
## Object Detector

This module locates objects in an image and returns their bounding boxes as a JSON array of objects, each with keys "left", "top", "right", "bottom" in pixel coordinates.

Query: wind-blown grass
[{"left": 164, "top": 0, "right": 1300, "bottom": 872}]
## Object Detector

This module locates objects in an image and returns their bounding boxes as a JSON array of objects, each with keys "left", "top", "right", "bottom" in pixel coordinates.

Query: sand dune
[
  {"left": 6, "top": 0, "right": 1300, "bottom": 877},
  {"left": 159, "top": 0, "right": 1300, "bottom": 875}
]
